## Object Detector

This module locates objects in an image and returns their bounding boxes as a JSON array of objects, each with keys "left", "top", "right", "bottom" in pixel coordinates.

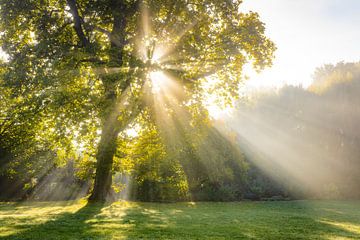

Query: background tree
[
  {"left": 0, "top": 0, "right": 275, "bottom": 201},
  {"left": 229, "top": 61, "right": 360, "bottom": 199}
]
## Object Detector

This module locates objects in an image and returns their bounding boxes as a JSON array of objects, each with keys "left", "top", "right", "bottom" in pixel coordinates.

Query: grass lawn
[{"left": 0, "top": 200, "right": 359, "bottom": 239}]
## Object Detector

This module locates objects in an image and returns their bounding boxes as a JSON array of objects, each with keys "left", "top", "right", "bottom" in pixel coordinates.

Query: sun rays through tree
[{"left": 0, "top": 0, "right": 275, "bottom": 202}]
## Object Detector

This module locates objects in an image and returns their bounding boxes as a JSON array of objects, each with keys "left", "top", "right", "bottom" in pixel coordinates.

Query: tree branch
[{"left": 66, "top": 0, "right": 90, "bottom": 48}]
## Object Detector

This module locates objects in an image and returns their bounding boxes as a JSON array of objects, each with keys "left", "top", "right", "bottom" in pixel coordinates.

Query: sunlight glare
[
  {"left": 149, "top": 70, "right": 168, "bottom": 93},
  {"left": 206, "top": 103, "right": 233, "bottom": 120},
  {"left": 151, "top": 45, "right": 166, "bottom": 63},
  {"left": 125, "top": 128, "right": 138, "bottom": 138}
]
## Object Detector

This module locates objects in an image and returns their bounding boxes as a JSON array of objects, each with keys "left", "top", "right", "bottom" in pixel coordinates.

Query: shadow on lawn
[{"left": 0, "top": 202, "right": 106, "bottom": 240}]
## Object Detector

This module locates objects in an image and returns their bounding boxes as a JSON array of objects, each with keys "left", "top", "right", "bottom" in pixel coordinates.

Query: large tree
[{"left": 0, "top": 0, "right": 275, "bottom": 201}]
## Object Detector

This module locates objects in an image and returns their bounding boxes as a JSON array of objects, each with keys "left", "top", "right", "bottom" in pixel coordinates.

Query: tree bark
[
  {"left": 88, "top": 0, "right": 128, "bottom": 202},
  {"left": 88, "top": 111, "right": 120, "bottom": 201},
  {"left": 66, "top": 0, "right": 90, "bottom": 47}
]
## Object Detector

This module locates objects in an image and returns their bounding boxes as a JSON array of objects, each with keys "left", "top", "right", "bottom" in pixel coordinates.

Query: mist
[{"left": 223, "top": 61, "right": 360, "bottom": 199}]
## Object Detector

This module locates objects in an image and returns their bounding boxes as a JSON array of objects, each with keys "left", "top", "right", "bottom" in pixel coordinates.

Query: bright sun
[
  {"left": 149, "top": 70, "right": 168, "bottom": 93},
  {"left": 143, "top": 35, "right": 235, "bottom": 120}
]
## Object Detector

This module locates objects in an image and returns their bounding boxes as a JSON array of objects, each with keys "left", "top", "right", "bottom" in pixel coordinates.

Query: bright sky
[{"left": 241, "top": 0, "right": 360, "bottom": 89}]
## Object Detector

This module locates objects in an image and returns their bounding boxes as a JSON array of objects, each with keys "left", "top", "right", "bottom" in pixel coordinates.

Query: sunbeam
[
  {"left": 149, "top": 71, "right": 168, "bottom": 93},
  {"left": 215, "top": 72, "right": 360, "bottom": 199}
]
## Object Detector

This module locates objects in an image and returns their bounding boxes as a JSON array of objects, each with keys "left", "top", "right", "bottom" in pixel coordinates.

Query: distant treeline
[{"left": 229, "top": 61, "right": 360, "bottom": 199}]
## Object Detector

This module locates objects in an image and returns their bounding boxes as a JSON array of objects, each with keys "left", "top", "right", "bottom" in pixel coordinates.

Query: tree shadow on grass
[
  {"left": 1, "top": 201, "right": 360, "bottom": 239},
  {"left": 115, "top": 203, "right": 182, "bottom": 239},
  {"left": 116, "top": 202, "right": 253, "bottom": 239},
  {"left": 0, "top": 202, "right": 106, "bottom": 240}
]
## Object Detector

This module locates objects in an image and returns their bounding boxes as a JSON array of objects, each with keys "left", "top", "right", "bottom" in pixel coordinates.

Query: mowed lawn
[{"left": 0, "top": 200, "right": 360, "bottom": 239}]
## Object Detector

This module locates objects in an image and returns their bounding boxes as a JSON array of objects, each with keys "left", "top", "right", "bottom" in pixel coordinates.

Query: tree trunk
[
  {"left": 88, "top": 0, "right": 128, "bottom": 202},
  {"left": 88, "top": 115, "right": 119, "bottom": 201}
]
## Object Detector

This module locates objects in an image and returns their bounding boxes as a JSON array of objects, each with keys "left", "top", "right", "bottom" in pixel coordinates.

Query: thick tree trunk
[
  {"left": 88, "top": 115, "right": 119, "bottom": 202},
  {"left": 88, "top": 0, "right": 128, "bottom": 202}
]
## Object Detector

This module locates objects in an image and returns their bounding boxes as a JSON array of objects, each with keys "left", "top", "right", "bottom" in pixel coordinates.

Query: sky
[{"left": 241, "top": 0, "right": 360, "bottom": 89}]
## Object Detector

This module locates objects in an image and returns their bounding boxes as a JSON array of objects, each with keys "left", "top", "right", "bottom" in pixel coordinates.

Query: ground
[{"left": 0, "top": 200, "right": 359, "bottom": 239}]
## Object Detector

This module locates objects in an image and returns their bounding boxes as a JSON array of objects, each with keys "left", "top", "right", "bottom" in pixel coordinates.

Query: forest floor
[{"left": 0, "top": 200, "right": 359, "bottom": 239}]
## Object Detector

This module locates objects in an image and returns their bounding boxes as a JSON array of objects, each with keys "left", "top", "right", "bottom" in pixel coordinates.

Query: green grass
[{"left": 0, "top": 200, "right": 360, "bottom": 239}]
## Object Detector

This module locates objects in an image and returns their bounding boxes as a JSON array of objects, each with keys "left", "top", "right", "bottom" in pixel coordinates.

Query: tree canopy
[{"left": 0, "top": 0, "right": 275, "bottom": 201}]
